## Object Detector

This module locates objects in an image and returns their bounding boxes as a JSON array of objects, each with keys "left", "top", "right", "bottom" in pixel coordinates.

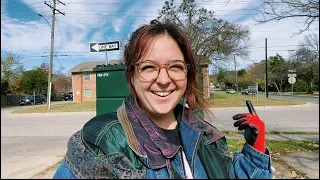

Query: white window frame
[
  {"left": 84, "top": 72, "right": 90, "bottom": 80},
  {"left": 84, "top": 89, "right": 92, "bottom": 97}
]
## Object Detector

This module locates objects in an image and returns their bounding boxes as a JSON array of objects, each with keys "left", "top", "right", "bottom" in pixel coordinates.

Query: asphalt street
[
  {"left": 209, "top": 102, "right": 319, "bottom": 132},
  {"left": 1, "top": 101, "right": 319, "bottom": 179}
]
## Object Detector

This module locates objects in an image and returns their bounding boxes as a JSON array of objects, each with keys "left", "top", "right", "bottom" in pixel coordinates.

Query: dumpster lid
[{"left": 93, "top": 61, "right": 126, "bottom": 71}]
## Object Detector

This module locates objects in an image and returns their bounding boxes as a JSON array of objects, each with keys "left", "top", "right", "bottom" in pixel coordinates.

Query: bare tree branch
[{"left": 253, "top": 0, "right": 319, "bottom": 34}]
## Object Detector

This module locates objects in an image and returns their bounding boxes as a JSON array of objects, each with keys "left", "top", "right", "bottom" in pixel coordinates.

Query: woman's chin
[{"left": 151, "top": 104, "right": 174, "bottom": 115}]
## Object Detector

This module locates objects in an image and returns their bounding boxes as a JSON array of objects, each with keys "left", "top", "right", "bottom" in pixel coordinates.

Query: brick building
[{"left": 70, "top": 60, "right": 124, "bottom": 103}]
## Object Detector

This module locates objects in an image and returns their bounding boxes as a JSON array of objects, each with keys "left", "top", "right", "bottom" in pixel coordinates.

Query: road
[
  {"left": 1, "top": 103, "right": 95, "bottom": 179},
  {"left": 208, "top": 103, "right": 319, "bottom": 132},
  {"left": 1, "top": 102, "right": 319, "bottom": 179}
]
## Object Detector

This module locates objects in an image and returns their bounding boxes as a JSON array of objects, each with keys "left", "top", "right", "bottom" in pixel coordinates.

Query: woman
[{"left": 53, "top": 20, "right": 273, "bottom": 179}]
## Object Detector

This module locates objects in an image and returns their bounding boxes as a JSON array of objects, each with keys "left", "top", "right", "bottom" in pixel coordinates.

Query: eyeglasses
[{"left": 135, "top": 60, "right": 189, "bottom": 81}]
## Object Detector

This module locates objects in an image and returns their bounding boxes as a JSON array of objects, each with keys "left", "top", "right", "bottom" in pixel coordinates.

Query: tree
[
  {"left": 1, "top": 51, "right": 25, "bottom": 94},
  {"left": 244, "top": 61, "right": 265, "bottom": 90},
  {"left": 237, "top": 69, "right": 246, "bottom": 76},
  {"left": 36, "top": 62, "right": 49, "bottom": 76},
  {"left": 20, "top": 69, "right": 48, "bottom": 94},
  {"left": 158, "top": 0, "right": 250, "bottom": 69},
  {"left": 54, "top": 74, "right": 72, "bottom": 93},
  {"left": 268, "top": 54, "right": 288, "bottom": 94},
  {"left": 255, "top": 0, "right": 319, "bottom": 34},
  {"left": 289, "top": 33, "right": 319, "bottom": 93},
  {"left": 1, "top": 79, "right": 9, "bottom": 95}
]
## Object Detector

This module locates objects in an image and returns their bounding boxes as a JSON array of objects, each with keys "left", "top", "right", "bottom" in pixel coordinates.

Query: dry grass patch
[{"left": 12, "top": 101, "right": 96, "bottom": 113}]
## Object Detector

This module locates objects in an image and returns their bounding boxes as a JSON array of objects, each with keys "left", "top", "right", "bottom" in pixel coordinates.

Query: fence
[{"left": 1, "top": 93, "right": 65, "bottom": 107}]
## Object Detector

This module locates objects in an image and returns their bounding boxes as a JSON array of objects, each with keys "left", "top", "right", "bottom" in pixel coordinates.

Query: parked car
[
  {"left": 241, "top": 89, "right": 249, "bottom": 95},
  {"left": 242, "top": 89, "right": 257, "bottom": 95},
  {"left": 19, "top": 94, "right": 46, "bottom": 106},
  {"left": 63, "top": 92, "right": 73, "bottom": 101},
  {"left": 225, "top": 89, "right": 236, "bottom": 94}
]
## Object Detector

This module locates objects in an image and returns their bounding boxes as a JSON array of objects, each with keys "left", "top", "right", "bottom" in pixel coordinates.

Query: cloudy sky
[{"left": 1, "top": 0, "right": 319, "bottom": 74}]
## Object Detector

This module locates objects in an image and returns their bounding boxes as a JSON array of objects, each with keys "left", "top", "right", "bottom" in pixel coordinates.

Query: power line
[
  {"left": 55, "top": 21, "right": 78, "bottom": 68},
  {"left": 65, "top": 1, "right": 257, "bottom": 6}
]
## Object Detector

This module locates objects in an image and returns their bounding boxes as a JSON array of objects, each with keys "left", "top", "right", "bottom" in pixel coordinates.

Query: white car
[{"left": 226, "top": 89, "right": 236, "bottom": 94}]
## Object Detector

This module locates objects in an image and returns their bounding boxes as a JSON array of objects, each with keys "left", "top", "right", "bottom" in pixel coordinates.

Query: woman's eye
[
  {"left": 169, "top": 64, "right": 185, "bottom": 71},
  {"left": 141, "top": 65, "right": 157, "bottom": 71}
]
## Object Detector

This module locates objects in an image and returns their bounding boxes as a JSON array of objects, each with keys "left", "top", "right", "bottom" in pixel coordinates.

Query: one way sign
[{"left": 90, "top": 41, "right": 120, "bottom": 52}]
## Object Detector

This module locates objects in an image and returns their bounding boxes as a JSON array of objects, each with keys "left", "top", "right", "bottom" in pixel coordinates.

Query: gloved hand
[{"left": 232, "top": 100, "right": 265, "bottom": 153}]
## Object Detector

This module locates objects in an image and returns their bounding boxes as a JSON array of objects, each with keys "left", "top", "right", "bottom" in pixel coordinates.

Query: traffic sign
[
  {"left": 288, "top": 77, "right": 296, "bottom": 84},
  {"left": 288, "top": 73, "right": 297, "bottom": 77},
  {"left": 90, "top": 41, "right": 120, "bottom": 52}
]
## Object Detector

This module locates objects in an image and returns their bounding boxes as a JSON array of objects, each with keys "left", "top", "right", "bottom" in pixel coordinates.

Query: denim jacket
[{"left": 53, "top": 96, "right": 274, "bottom": 179}]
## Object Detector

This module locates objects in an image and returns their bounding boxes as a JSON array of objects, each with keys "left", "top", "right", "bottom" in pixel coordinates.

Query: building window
[
  {"left": 84, "top": 89, "right": 92, "bottom": 97},
  {"left": 84, "top": 72, "right": 90, "bottom": 80}
]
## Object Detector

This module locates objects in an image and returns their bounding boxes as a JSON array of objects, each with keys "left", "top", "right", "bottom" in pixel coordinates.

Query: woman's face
[{"left": 132, "top": 34, "right": 187, "bottom": 117}]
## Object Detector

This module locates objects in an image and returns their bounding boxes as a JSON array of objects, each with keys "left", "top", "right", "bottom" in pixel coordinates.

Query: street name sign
[{"left": 90, "top": 41, "right": 120, "bottom": 52}]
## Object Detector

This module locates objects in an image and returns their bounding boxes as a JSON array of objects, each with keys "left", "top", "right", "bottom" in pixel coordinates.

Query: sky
[{"left": 1, "top": 0, "right": 319, "bottom": 74}]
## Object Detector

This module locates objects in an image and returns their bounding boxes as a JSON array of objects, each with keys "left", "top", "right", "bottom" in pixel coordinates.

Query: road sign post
[{"left": 288, "top": 69, "right": 297, "bottom": 101}]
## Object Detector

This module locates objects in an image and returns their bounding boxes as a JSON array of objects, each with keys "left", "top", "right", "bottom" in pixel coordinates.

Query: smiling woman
[{"left": 53, "top": 19, "right": 274, "bottom": 179}]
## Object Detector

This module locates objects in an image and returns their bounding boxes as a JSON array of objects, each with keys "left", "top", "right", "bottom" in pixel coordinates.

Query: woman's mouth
[{"left": 151, "top": 91, "right": 174, "bottom": 97}]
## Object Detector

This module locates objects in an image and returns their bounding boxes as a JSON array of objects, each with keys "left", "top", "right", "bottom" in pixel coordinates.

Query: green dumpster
[{"left": 93, "top": 63, "right": 129, "bottom": 116}]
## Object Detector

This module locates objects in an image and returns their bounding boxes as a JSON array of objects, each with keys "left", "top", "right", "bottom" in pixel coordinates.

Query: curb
[
  {"left": 8, "top": 111, "right": 96, "bottom": 117},
  {"left": 209, "top": 102, "right": 314, "bottom": 110}
]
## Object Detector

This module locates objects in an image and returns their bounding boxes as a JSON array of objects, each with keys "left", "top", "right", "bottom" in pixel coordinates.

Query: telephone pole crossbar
[{"left": 44, "top": 0, "right": 65, "bottom": 110}]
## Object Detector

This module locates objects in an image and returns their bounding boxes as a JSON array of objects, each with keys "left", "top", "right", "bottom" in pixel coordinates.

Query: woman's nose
[{"left": 156, "top": 68, "right": 171, "bottom": 85}]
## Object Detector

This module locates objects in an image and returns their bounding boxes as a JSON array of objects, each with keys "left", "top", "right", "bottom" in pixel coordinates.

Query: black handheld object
[{"left": 245, "top": 100, "right": 256, "bottom": 115}]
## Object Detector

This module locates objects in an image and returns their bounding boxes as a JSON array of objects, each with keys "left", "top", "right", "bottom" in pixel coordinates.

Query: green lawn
[
  {"left": 11, "top": 92, "right": 306, "bottom": 113},
  {"left": 208, "top": 92, "right": 305, "bottom": 108}
]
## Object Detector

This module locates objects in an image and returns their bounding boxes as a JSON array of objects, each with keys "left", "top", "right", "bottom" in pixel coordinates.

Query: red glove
[{"left": 232, "top": 100, "right": 265, "bottom": 153}]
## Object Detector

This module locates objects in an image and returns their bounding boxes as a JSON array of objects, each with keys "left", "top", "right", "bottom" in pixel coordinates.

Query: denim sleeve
[
  {"left": 229, "top": 143, "right": 274, "bottom": 179},
  {"left": 53, "top": 160, "right": 77, "bottom": 179}
]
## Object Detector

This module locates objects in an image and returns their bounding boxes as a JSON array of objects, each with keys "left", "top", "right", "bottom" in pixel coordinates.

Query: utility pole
[
  {"left": 265, "top": 38, "right": 268, "bottom": 98},
  {"left": 234, "top": 54, "right": 238, "bottom": 94},
  {"left": 44, "top": 0, "right": 65, "bottom": 109}
]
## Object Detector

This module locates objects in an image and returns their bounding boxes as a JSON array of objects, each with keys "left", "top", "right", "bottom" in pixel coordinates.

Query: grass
[
  {"left": 11, "top": 91, "right": 306, "bottom": 113},
  {"left": 208, "top": 92, "right": 305, "bottom": 108},
  {"left": 12, "top": 101, "right": 96, "bottom": 113},
  {"left": 227, "top": 139, "right": 319, "bottom": 179}
]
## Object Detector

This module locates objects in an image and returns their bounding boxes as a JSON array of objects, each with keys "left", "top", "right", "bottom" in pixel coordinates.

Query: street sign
[
  {"left": 288, "top": 73, "right": 297, "bottom": 77},
  {"left": 90, "top": 41, "right": 120, "bottom": 52},
  {"left": 248, "top": 84, "right": 258, "bottom": 91},
  {"left": 288, "top": 77, "right": 296, "bottom": 84}
]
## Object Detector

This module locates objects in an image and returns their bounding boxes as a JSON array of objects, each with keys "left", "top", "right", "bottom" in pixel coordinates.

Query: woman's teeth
[{"left": 152, "top": 91, "right": 173, "bottom": 97}]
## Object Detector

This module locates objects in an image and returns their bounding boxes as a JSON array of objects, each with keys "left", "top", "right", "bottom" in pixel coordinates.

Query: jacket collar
[{"left": 124, "top": 96, "right": 223, "bottom": 169}]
